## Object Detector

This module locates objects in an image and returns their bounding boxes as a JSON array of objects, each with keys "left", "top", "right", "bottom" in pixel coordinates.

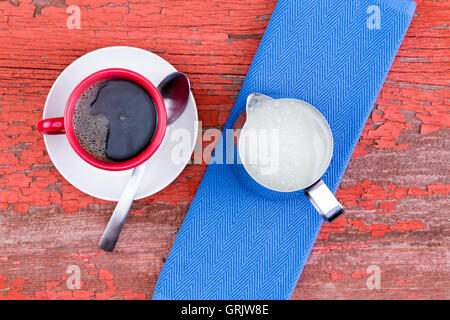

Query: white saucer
[{"left": 43, "top": 46, "right": 198, "bottom": 201}]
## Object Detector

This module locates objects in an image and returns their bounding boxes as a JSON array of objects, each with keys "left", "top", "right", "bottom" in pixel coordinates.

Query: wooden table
[{"left": 0, "top": 0, "right": 448, "bottom": 300}]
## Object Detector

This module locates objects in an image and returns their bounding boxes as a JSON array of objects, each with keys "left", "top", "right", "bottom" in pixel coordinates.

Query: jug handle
[{"left": 305, "top": 180, "right": 344, "bottom": 223}]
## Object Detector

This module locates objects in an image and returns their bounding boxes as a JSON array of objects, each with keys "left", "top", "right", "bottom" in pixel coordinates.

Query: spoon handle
[{"left": 99, "top": 162, "right": 148, "bottom": 252}]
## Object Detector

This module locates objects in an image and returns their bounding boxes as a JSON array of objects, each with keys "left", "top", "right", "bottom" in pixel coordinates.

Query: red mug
[{"left": 38, "top": 68, "right": 167, "bottom": 171}]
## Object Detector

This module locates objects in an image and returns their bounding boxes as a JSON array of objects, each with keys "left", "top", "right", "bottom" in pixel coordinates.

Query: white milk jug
[{"left": 238, "top": 93, "right": 344, "bottom": 222}]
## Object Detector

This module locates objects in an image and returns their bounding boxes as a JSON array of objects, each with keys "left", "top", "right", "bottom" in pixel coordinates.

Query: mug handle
[
  {"left": 305, "top": 180, "right": 344, "bottom": 223},
  {"left": 38, "top": 117, "right": 65, "bottom": 135}
]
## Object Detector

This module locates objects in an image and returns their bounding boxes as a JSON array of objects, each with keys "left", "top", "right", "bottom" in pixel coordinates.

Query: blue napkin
[{"left": 153, "top": 0, "right": 416, "bottom": 299}]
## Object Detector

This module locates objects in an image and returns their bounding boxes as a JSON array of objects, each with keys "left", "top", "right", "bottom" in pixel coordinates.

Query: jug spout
[{"left": 246, "top": 93, "right": 274, "bottom": 111}]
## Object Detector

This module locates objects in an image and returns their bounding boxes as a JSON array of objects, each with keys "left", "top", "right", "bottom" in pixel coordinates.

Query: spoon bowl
[{"left": 159, "top": 72, "right": 190, "bottom": 125}]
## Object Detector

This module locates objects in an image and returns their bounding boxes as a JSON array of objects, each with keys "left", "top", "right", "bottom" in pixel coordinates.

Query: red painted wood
[{"left": 0, "top": 0, "right": 448, "bottom": 300}]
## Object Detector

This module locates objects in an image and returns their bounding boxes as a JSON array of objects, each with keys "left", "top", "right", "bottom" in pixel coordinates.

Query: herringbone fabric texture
[{"left": 153, "top": 0, "right": 416, "bottom": 300}]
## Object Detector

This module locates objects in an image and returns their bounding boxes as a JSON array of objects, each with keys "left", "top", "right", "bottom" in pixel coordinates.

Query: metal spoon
[{"left": 99, "top": 72, "right": 190, "bottom": 252}]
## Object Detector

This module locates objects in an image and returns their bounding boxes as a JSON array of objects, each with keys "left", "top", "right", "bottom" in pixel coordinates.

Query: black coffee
[{"left": 73, "top": 79, "right": 158, "bottom": 162}]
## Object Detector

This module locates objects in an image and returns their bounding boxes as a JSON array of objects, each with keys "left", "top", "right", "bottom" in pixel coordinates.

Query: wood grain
[{"left": 0, "top": 0, "right": 448, "bottom": 300}]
